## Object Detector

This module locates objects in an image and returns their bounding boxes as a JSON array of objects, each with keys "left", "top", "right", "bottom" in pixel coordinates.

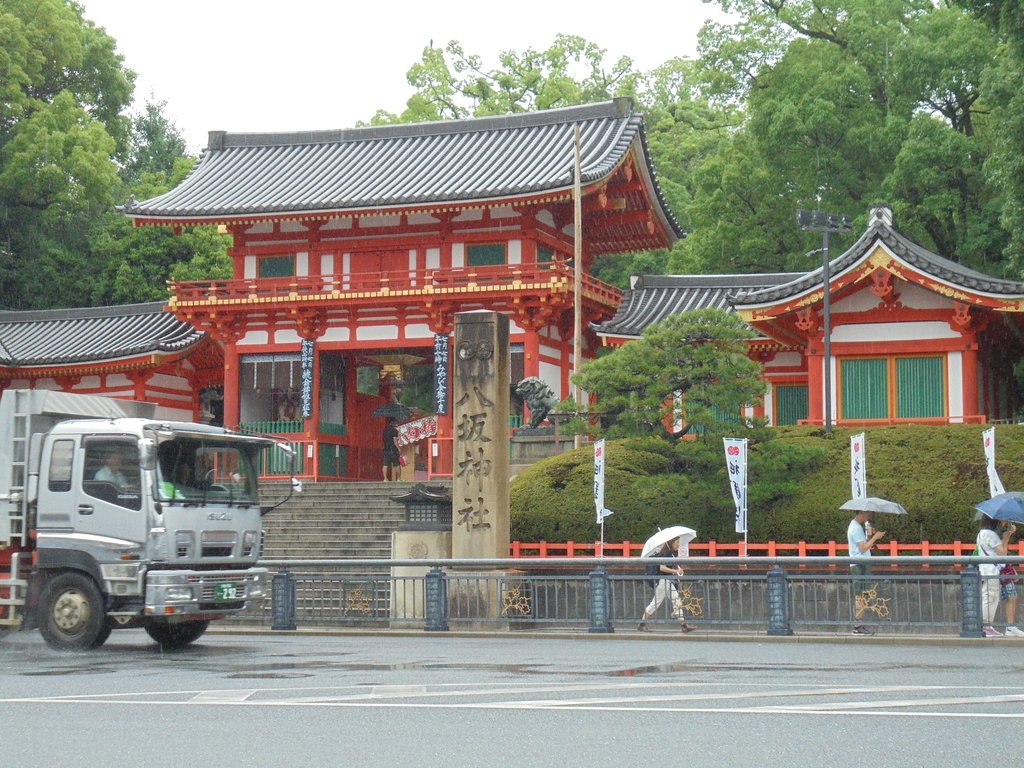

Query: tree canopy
[
  {"left": 2, "top": 0, "right": 1022, "bottom": 311},
  {"left": 0, "top": 2, "right": 227, "bottom": 310}
]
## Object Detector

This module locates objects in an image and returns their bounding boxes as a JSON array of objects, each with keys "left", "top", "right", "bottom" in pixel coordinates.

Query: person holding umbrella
[
  {"left": 976, "top": 513, "right": 1017, "bottom": 637},
  {"left": 847, "top": 508, "right": 886, "bottom": 635},
  {"left": 381, "top": 417, "right": 401, "bottom": 481},
  {"left": 637, "top": 527, "right": 696, "bottom": 633}
]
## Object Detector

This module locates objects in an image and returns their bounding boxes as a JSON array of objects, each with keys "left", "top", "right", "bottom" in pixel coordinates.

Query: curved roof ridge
[
  {"left": 731, "top": 214, "right": 1023, "bottom": 306},
  {"left": 211, "top": 98, "right": 635, "bottom": 149},
  {"left": 0, "top": 302, "right": 204, "bottom": 367}
]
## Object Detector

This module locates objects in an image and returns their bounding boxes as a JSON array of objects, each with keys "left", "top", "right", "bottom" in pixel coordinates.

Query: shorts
[
  {"left": 850, "top": 563, "right": 872, "bottom": 595},
  {"left": 1001, "top": 580, "right": 1018, "bottom": 600}
]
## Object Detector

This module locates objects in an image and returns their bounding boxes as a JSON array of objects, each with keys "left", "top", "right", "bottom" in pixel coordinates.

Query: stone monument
[{"left": 452, "top": 310, "right": 510, "bottom": 558}]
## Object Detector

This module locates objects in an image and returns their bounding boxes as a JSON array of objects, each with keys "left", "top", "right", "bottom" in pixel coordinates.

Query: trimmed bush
[{"left": 510, "top": 424, "right": 1024, "bottom": 544}]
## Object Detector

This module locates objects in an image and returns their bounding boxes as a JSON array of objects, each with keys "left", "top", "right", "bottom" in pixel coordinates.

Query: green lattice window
[
  {"left": 775, "top": 385, "right": 808, "bottom": 426},
  {"left": 467, "top": 243, "right": 506, "bottom": 267},
  {"left": 259, "top": 254, "right": 295, "bottom": 278}
]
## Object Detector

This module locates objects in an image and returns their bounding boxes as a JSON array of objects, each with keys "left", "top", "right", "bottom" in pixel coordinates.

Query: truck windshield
[{"left": 155, "top": 438, "right": 259, "bottom": 505}]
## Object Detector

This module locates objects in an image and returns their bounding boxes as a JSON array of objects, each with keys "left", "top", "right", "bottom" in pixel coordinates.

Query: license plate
[{"left": 215, "top": 582, "right": 238, "bottom": 601}]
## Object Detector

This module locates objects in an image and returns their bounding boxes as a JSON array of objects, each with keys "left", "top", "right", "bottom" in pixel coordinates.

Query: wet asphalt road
[{"left": 0, "top": 629, "right": 1020, "bottom": 767}]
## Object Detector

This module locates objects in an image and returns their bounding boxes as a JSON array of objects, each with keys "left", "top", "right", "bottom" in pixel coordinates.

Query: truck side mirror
[{"left": 138, "top": 438, "right": 157, "bottom": 471}]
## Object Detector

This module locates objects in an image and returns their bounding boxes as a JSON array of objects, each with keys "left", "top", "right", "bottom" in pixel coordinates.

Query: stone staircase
[{"left": 258, "top": 480, "right": 451, "bottom": 561}]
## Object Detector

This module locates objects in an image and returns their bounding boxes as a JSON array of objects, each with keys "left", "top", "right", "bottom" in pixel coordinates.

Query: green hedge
[{"left": 510, "top": 424, "right": 1024, "bottom": 544}]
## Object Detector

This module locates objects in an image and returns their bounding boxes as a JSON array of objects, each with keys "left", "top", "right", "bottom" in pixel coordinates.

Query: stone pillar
[
  {"left": 451, "top": 311, "right": 510, "bottom": 559},
  {"left": 449, "top": 311, "right": 510, "bottom": 625}
]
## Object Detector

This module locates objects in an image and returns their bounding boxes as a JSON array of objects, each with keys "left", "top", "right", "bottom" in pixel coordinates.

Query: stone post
[
  {"left": 271, "top": 570, "right": 296, "bottom": 631},
  {"left": 766, "top": 566, "right": 793, "bottom": 636},
  {"left": 451, "top": 311, "right": 510, "bottom": 558},
  {"left": 960, "top": 565, "right": 984, "bottom": 638},
  {"left": 449, "top": 311, "right": 510, "bottom": 623}
]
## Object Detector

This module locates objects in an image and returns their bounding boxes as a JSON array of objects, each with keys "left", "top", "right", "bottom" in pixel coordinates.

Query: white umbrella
[
  {"left": 641, "top": 526, "right": 697, "bottom": 558},
  {"left": 839, "top": 497, "right": 907, "bottom": 515}
]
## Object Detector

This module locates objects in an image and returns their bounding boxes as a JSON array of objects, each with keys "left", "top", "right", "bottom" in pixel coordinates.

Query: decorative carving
[
  {"left": 952, "top": 302, "right": 972, "bottom": 328},
  {"left": 514, "top": 376, "right": 559, "bottom": 428},
  {"left": 289, "top": 308, "right": 326, "bottom": 340},
  {"left": 501, "top": 585, "right": 532, "bottom": 616},
  {"left": 794, "top": 307, "right": 817, "bottom": 332}
]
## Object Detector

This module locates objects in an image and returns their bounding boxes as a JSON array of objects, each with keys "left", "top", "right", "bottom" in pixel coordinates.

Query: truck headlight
[
  {"left": 101, "top": 563, "right": 142, "bottom": 580},
  {"left": 242, "top": 530, "right": 259, "bottom": 557}
]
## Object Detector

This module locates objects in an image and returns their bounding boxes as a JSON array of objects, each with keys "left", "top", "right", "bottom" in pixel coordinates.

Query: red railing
[
  {"left": 509, "top": 540, "right": 1024, "bottom": 558},
  {"left": 170, "top": 262, "right": 621, "bottom": 308}
]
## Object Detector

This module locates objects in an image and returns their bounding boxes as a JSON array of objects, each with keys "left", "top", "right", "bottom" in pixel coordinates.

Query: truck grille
[{"left": 201, "top": 530, "right": 237, "bottom": 558}]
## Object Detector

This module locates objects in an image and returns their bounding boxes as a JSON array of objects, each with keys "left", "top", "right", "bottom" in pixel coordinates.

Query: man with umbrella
[
  {"left": 847, "top": 507, "right": 887, "bottom": 635},
  {"left": 637, "top": 526, "right": 696, "bottom": 633}
]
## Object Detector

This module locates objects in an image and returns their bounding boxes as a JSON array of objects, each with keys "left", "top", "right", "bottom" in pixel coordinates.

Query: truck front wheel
[
  {"left": 39, "top": 572, "right": 107, "bottom": 650},
  {"left": 145, "top": 620, "right": 210, "bottom": 650}
]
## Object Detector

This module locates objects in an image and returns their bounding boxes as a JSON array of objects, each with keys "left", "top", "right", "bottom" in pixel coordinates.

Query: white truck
[{"left": 0, "top": 389, "right": 292, "bottom": 650}]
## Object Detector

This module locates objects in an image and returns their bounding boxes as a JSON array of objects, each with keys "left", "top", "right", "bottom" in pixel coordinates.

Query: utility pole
[
  {"left": 573, "top": 125, "right": 583, "bottom": 449},
  {"left": 797, "top": 208, "right": 852, "bottom": 436}
]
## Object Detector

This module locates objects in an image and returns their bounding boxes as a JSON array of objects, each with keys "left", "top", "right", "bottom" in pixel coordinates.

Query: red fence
[{"left": 509, "top": 540, "right": 1024, "bottom": 558}]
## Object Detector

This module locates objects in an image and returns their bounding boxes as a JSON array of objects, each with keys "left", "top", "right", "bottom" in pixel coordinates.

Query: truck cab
[{"left": 0, "top": 390, "right": 291, "bottom": 650}]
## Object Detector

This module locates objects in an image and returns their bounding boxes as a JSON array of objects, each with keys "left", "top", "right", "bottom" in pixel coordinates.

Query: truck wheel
[
  {"left": 39, "top": 572, "right": 106, "bottom": 651},
  {"left": 145, "top": 620, "right": 210, "bottom": 650}
]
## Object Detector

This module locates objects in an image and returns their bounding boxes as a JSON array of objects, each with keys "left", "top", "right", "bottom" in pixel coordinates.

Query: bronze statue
[{"left": 514, "top": 377, "right": 559, "bottom": 428}]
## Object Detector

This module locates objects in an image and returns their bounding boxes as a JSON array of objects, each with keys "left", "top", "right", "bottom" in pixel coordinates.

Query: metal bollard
[
  {"left": 960, "top": 565, "right": 984, "bottom": 638},
  {"left": 588, "top": 566, "right": 614, "bottom": 633},
  {"left": 424, "top": 566, "right": 449, "bottom": 632},
  {"left": 271, "top": 569, "right": 296, "bottom": 631},
  {"left": 766, "top": 566, "right": 793, "bottom": 636}
]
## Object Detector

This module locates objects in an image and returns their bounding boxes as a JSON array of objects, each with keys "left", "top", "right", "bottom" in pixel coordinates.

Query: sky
[{"left": 77, "top": 0, "right": 730, "bottom": 153}]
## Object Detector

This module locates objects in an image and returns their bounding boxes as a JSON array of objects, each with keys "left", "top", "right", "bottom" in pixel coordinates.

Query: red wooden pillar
[
  {"left": 223, "top": 342, "right": 240, "bottom": 430},
  {"left": 962, "top": 343, "right": 979, "bottom": 421},
  {"left": 806, "top": 349, "right": 824, "bottom": 426}
]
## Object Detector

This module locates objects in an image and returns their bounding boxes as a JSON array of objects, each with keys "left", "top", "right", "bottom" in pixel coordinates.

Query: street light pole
[{"left": 797, "top": 209, "right": 852, "bottom": 436}]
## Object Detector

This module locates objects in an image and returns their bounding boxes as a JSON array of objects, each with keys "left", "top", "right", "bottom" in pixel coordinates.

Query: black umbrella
[{"left": 371, "top": 402, "right": 413, "bottom": 420}]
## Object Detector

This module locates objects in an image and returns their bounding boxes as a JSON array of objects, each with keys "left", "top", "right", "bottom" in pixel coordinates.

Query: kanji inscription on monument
[{"left": 451, "top": 311, "right": 509, "bottom": 559}]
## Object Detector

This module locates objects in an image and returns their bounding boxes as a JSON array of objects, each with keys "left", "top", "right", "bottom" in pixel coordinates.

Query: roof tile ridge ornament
[{"left": 868, "top": 202, "right": 894, "bottom": 228}]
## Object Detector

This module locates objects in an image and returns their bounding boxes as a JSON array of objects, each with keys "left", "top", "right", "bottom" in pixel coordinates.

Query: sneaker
[
  {"left": 636, "top": 621, "right": 649, "bottom": 632},
  {"left": 680, "top": 623, "right": 695, "bottom": 633},
  {"left": 983, "top": 626, "right": 1003, "bottom": 637},
  {"left": 1003, "top": 626, "right": 1024, "bottom": 637},
  {"left": 851, "top": 625, "right": 875, "bottom": 636}
]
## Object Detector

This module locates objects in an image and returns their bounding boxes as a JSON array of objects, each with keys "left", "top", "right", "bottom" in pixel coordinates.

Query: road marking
[
  {"left": 189, "top": 690, "right": 257, "bottom": 703},
  {"left": 4, "top": 681, "right": 1024, "bottom": 719}
]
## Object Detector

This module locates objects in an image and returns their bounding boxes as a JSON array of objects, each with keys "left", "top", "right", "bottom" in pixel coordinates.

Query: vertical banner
[
  {"left": 300, "top": 339, "right": 315, "bottom": 418},
  {"left": 724, "top": 437, "right": 748, "bottom": 534},
  {"left": 850, "top": 433, "right": 866, "bottom": 499},
  {"left": 433, "top": 333, "right": 449, "bottom": 415},
  {"left": 594, "top": 439, "right": 612, "bottom": 523},
  {"left": 983, "top": 427, "right": 1006, "bottom": 498}
]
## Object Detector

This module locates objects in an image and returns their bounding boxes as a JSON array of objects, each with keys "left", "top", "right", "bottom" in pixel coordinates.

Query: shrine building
[
  {"left": 121, "top": 98, "right": 682, "bottom": 480},
  {"left": 594, "top": 204, "right": 1024, "bottom": 427},
  {"left": 0, "top": 302, "right": 222, "bottom": 421}
]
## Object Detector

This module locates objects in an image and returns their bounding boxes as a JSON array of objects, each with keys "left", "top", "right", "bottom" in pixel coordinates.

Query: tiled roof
[
  {"left": 122, "top": 98, "right": 682, "bottom": 242},
  {"left": 0, "top": 302, "right": 204, "bottom": 367},
  {"left": 731, "top": 213, "right": 1023, "bottom": 307},
  {"left": 592, "top": 273, "right": 802, "bottom": 338}
]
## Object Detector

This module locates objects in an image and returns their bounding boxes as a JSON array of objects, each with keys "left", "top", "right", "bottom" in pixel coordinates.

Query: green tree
[
  {"left": 370, "top": 35, "right": 640, "bottom": 123},
  {"left": 0, "top": 0, "right": 134, "bottom": 309},
  {"left": 572, "top": 308, "right": 766, "bottom": 437},
  {"left": 957, "top": 0, "right": 1024, "bottom": 274},
  {"left": 686, "top": 0, "right": 1006, "bottom": 276},
  {"left": 122, "top": 99, "right": 187, "bottom": 184}
]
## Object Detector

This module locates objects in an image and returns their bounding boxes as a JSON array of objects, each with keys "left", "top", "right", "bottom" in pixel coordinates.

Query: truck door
[{"left": 72, "top": 437, "right": 147, "bottom": 547}]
